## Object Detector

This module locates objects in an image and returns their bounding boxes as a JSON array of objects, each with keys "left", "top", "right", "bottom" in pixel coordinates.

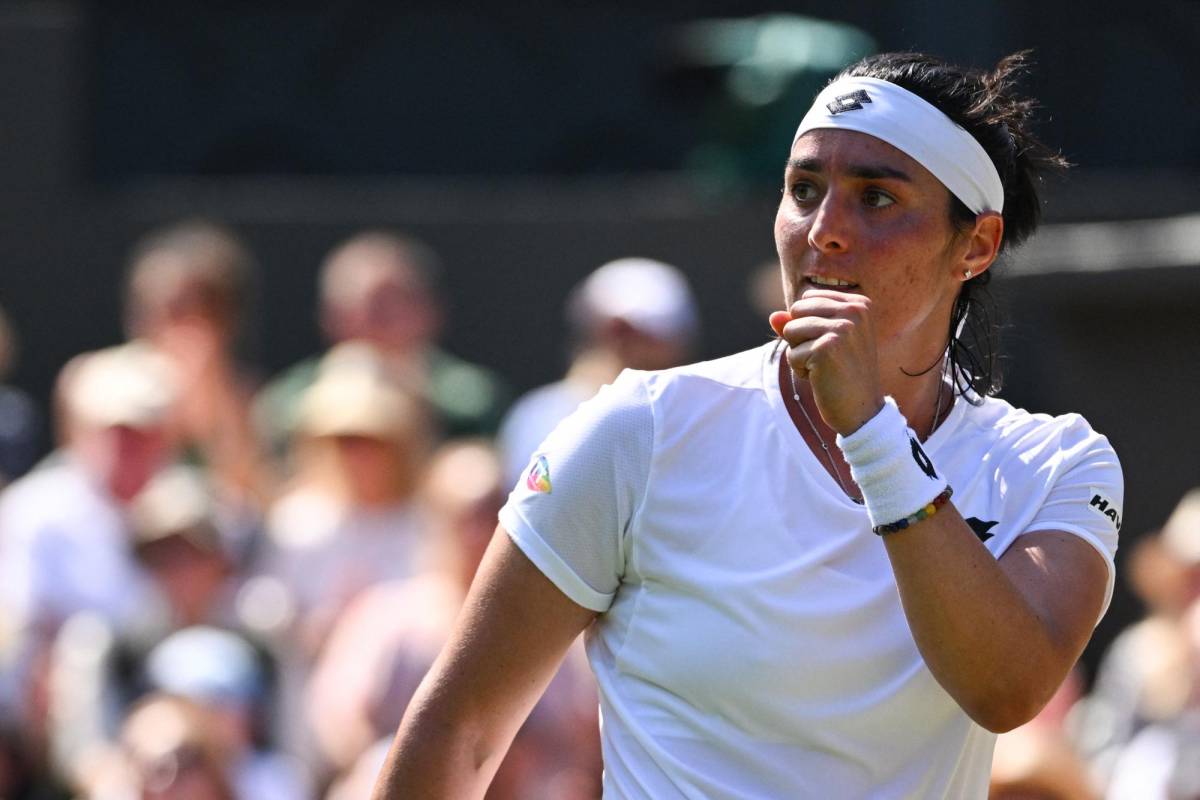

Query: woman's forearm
[
  {"left": 370, "top": 691, "right": 496, "bottom": 800},
  {"left": 882, "top": 509, "right": 1106, "bottom": 732}
]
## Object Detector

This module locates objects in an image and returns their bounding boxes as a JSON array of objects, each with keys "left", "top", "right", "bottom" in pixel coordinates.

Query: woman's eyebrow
[{"left": 787, "top": 157, "right": 912, "bottom": 183}]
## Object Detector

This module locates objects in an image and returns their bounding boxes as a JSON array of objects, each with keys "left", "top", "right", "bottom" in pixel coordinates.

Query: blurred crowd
[
  {"left": 0, "top": 219, "right": 1196, "bottom": 799},
  {"left": 0, "top": 221, "right": 699, "bottom": 800}
]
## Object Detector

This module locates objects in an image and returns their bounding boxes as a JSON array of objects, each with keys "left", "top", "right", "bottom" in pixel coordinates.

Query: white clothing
[
  {"left": 263, "top": 490, "right": 430, "bottom": 617},
  {"left": 261, "top": 490, "right": 433, "bottom": 769},
  {"left": 1106, "top": 711, "right": 1200, "bottom": 799},
  {"left": 234, "top": 750, "right": 314, "bottom": 800},
  {"left": 0, "top": 458, "right": 162, "bottom": 631},
  {"left": 499, "top": 342, "right": 1122, "bottom": 799}
]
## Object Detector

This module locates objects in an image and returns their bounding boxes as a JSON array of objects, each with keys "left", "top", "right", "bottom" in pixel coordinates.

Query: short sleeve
[
  {"left": 1020, "top": 416, "right": 1123, "bottom": 620},
  {"left": 498, "top": 370, "right": 653, "bottom": 612}
]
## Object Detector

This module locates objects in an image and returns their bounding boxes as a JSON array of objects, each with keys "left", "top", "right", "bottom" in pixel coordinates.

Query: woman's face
[{"left": 774, "top": 128, "right": 972, "bottom": 369}]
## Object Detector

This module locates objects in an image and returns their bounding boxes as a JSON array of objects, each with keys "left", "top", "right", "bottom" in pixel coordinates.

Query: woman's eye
[
  {"left": 863, "top": 189, "right": 895, "bottom": 208},
  {"left": 790, "top": 182, "right": 818, "bottom": 202}
]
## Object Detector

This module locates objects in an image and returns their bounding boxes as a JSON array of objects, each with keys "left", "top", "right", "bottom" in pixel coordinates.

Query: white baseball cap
[
  {"left": 570, "top": 258, "right": 699, "bottom": 344},
  {"left": 145, "top": 626, "right": 263, "bottom": 706}
]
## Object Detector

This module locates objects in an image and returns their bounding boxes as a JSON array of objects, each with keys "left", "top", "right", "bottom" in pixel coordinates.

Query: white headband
[{"left": 793, "top": 76, "right": 1004, "bottom": 214}]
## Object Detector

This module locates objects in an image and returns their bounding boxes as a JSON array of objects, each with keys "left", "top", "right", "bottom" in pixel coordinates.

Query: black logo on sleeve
[
  {"left": 1088, "top": 490, "right": 1122, "bottom": 531},
  {"left": 827, "top": 90, "right": 872, "bottom": 115},
  {"left": 965, "top": 517, "right": 999, "bottom": 543},
  {"left": 910, "top": 437, "right": 938, "bottom": 480}
]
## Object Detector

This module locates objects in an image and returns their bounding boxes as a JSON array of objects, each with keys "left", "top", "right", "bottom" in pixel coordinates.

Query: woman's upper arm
[
  {"left": 997, "top": 416, "right": 1122, "bottom": 673},
  {"left": 428, "top": 525, "right": 599, "bottom": 729},
  {"left": 372, "top": 526, "right": 597, "bottom": 798},
  {"left": 998, "top": 530, "right": 1110, "bottom": 669},
  {"left": 374, "top": 372, "right": 653, "bottom": 797}
]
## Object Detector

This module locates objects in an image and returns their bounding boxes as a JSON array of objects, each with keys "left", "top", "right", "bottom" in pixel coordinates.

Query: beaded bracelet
[{"left": 872, "top": 486, "right": 954, "bottom": 536}]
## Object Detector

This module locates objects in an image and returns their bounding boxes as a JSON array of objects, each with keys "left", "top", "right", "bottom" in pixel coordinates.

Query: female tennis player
[{"left": 371, "top": 51, "right": 1122, "bottom": 799}]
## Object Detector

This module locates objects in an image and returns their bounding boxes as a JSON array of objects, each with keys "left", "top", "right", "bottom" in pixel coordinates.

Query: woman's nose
[{"left": 807, "top": 193, "right": 851, "bottom": 254}]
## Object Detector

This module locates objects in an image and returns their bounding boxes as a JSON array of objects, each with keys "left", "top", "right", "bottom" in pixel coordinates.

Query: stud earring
[{"left": 963, "top": 269, "right": 973, "bottom": 279}]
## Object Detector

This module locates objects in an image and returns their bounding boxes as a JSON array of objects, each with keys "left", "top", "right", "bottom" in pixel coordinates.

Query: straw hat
[{"left": 64, "top": 342, "right": 177, "bottom": 429}]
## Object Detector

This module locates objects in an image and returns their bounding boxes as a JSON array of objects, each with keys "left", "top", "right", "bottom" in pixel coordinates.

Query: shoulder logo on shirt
[
  {"left": 965, "top": 517, "right": 999, "bottom": 543},
  {"left": 526, "top": 455, "right": 552, "bottom": 494},
  {"left": 827, "top": 89, "right": 872, "bottom": 115},
  {"left": 910, "top": 437, "right": 938, "bottom": 480},
  {"left": 1088, "top": 488, "right": 1122, "bottom": 531}
]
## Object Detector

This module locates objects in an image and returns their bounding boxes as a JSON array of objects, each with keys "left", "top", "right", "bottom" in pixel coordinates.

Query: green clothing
[{"left": 253, "top": 348, "right": 510, "bottom": 459}]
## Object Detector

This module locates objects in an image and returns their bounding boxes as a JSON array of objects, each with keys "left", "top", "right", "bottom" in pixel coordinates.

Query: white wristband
[{"left": 835, "top": 397, "right": 948, "bottom": 529}]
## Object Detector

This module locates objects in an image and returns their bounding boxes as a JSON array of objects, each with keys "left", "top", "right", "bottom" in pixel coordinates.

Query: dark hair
[{"left": 836, "top": 51, "right": 1068, "bottom": 400}]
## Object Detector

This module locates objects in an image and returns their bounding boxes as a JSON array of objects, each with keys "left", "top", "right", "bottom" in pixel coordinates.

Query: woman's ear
[{"left": 958, "top": 212, "right": 1004, "bottom": 281}]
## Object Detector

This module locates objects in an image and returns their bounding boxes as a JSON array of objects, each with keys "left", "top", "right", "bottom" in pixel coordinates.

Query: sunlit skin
[
  {"left": 71, "top": 424, "right": 171, "bottom": 504},
  {"left": 761, "top": 128, "right": 1107, "bottom": 734},
  {"left": 367, "top": 128, "right": 1112, "bottom": 799},
  {"left": 768, "top": 128, "right": 1003, "bottom": 441}
]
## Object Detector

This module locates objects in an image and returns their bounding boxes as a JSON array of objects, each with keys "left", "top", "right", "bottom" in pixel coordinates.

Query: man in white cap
[
  {"left": 0, "top": 343, "right": 181, "bottom": 778},
  {"left": 497, "top": 257, "right": 699, "bottom": 486},
  {"left": 0, "top": 343, "right": 180, "bottom": 634}
]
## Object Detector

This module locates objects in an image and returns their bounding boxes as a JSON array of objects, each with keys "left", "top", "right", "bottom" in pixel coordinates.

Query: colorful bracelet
[
  {"left": 837, "top": 397, "right": 949, "bottom": 531},
  {"left": 872, "top": 486, "right": 954, "bottom": 536}
]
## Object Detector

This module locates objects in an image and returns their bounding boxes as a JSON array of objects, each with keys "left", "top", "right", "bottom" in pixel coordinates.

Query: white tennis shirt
[{"left": 499, "top": 342, "right": 1122, "bottom": 799}]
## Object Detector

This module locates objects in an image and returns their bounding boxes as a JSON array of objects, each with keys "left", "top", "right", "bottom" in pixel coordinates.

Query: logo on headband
[{"left": 827, "top": 90, "right": 872, "bottom": 115}]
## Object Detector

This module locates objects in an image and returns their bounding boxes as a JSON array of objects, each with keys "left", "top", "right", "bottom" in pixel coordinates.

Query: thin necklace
[
  {"left": 787, "top": 365, "right": 862, "bottom": 504},
  {"left": 785, "top": 360, "right": 947, "bottom": 505},
  {"left": 930, "top": 358, "right": 947, "bottom": 440}
]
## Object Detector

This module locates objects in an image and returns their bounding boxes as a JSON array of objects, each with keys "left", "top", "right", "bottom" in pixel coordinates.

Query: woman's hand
[{"left": 769, "top": 289, "right": 885, "bottom": 436}]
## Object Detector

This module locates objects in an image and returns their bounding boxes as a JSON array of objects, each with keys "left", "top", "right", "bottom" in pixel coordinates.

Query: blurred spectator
[
  {"left": 88, "top": 693, "right": 237, "bottom": 800},
  {"left": 746, "top": 257, "right": 786, "bottom": 321},
  {"left": 497, "top": 257, "right": 699, "bottom": 486},
  {"left": 1071, "top": 489, "right": 1200, "bottom": 788},
  {"left": 138, "top": 627, "right": 311, "bottom": 800},
  {"left": 322, "top": 739, "right": 390, "bottom": 800},
  {"left": 306, "top": 440, "right": 600, "bottom": 798},
  {"left": 260, "top": 342, "right": 436, "bottom": 652},
  {"left": 256, "top": 343, "right": 438, "bottom": 775},
  {"left": 254, "top": 230, "right": 509, "bottom": 459},
  {"left": 44, "top": 468, "right": 267, "bottom": 794},
  {"left": 990, "top": 671, "right": 1097, "bottom": 800},
  {"left": 0, "top": 343, "right": 178, "bottom": 638},
  {"left": 128, "top": 466, "right": 242, "bottom": 631},
  {"left": 0, "top": 305, "right": 40, "bottom": 487},
  {"left": 1105, "top": 598, "right": 1200, "bottom": 799},
  {"left": 990, "top": 728, "right": 1096, "bottom": 799},
  {"left": 0, "top": 719, "right": 71, "bottom": 800},
  {"left": 0, "top": 343, "right": 178, "bottom": 796},
  {"left": 124, "top": 219, "right": 272, "bottom": 510}
]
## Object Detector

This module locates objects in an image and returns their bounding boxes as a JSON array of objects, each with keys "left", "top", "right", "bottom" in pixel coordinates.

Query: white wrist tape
[{"left": 836, "top": 397, "right": 949, "bottom": 529}]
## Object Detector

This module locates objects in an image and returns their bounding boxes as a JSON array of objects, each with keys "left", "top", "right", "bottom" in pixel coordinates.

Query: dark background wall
[{"left": 1, "top": 0, "right": 1199, "bottom": 670}]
